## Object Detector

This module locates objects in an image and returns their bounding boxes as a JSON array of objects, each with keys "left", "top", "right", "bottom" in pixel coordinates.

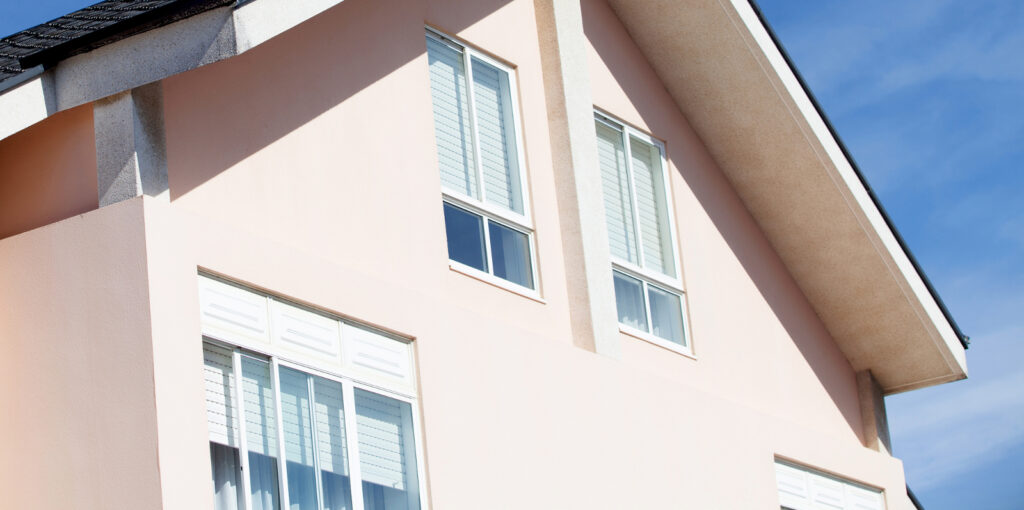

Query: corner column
[
  {"left": 857, "top": 370, "right": 892, "bottom": 454},
  {"left": 93, "top": 81, "right": 169, "bottom": 206},
  {"left": 535, "top": 0, "right": 620, "bottom": 357}
]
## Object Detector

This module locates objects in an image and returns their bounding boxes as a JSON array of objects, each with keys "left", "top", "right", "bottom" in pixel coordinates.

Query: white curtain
[{"left": 211, "top": 443, "right": 242, "bottom": 510}]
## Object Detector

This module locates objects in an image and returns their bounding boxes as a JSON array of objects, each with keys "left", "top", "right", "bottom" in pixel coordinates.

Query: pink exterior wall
[
  {"left": 0, "top": 198, "right": 162, "bottom": 510},
  {"left": 0, "top": 104, "right": 98, "bottom": 239},
  {"left": 0, "top": 0, "right": 915, "bottom": 509}
]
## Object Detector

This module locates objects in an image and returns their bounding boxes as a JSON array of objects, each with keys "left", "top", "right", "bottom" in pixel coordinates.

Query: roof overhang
[{"left": 604, "top": 0, "right": 966, "bottom": 393}]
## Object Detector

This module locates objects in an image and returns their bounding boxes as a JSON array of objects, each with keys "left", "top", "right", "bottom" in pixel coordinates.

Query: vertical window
[
  {"left": 426, "top": 29, "right": 537, "bottom": 292},
  {"left": 205, "top": 343, "right": 422, "bottom": 510},
  {"left": 595, "top": 113, "right": 691, "bottom": 350}
]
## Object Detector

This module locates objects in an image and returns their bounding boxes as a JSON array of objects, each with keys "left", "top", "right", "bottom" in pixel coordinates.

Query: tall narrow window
[
  {"left": 205, "top": 342, "right": 422, "bottom": 510},
  {"left": 426, "top": 29, "right": 537, "bottom": 292},
  {"left": 595, "top": 113, "right": 690, "bottom": 350}
]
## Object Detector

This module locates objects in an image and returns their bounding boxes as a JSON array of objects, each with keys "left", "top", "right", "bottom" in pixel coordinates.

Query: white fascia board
[
  {"left": 232, "top": 0, "right": 345, "bottom": 54},
  {"left": 0, "top": 71, "right": 52, "bottom": 141},
  {"left": 727, "top": 0, "right": 967, "bottom": 376},
  {"left": 0, "top": 0, "right": 346, "bottom": 143}
]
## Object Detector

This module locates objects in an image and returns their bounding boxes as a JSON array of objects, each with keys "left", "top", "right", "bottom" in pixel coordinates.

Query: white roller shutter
[
  {"left": 314, "top": 377, "right": 349, "bottom": 475},
  {"left": 204, "top": 344, "right": 239, "bottom": 447},
  {"left": 596, "top": 121, "right": 639, "bottom": 264},
  {"left": 471, "top": 57, "right": 522, "bottom": 214},
  {"left": 355, "top": 390, "right": 414, "bottom": 490},
  {"left": 629, "top": 136, "right": 674, "bottom": 277},
  {"left": 240, "top": 356, "right": 278, "bottom": 457},
  {"left": 426, "top": 36, "right": 478, "bottom": 199}
]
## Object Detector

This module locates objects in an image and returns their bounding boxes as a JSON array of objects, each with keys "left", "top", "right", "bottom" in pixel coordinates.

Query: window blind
[
  {"left": 629, "top": 136, "right": 674, "bottom": 277},
  {"left": 313, "top": 377, "right": 349, "bottom": 476},
  {"left": 355, "top": 390, "right": 412, "bottom": 490},
  {"left": 472, "top": 57, "right": 523, "bottom": 214},
  {"left": 427, "top": 37, "right": 477, "bottom": 198},
  {"left": 241, "top": 356, "right": 278, "bottom": 458},
  {"left": 205, "top": 344, "right": 239, "bottom": 448},
  {"left": 596, "top": 121, "right": 638, "bottom": 264}
]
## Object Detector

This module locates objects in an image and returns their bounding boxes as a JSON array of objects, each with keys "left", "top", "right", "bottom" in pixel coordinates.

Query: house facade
[{"left": 0, "top": 1, "right": 968, "bottom": 509}]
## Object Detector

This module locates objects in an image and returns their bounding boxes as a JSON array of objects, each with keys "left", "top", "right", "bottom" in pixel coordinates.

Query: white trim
[
  {"left": 231, "top": 349, "right": 254, "bottom": 510},
  {"left": 270, "top": 357, "right": 292, "bottom": 509},
  {"left": 428, "top": 28, "right": 540, "bottom": 297},
  {"left": 306, "top": 374, "right": 326, "bottom": 509},
  {"left": 449, "top": 261, "right": 546, "bottom": 304},
  {"left": 342, "top": 381, "right": 367, "bottom": 510},
  {"left": 619, "top": 324, "right": 696, "bottom": 359}
]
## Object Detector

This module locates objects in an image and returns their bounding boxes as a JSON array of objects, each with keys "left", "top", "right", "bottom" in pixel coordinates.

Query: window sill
[
  {"left": 449, "top": 262, "right": 546, "bottom": 304},
  {"left": 619, "top": 325, "right": 695, "bottom": 359}
]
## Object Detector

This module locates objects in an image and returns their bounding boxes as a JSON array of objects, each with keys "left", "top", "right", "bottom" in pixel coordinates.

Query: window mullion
[
  {"left": 306, "top": 375, "right": 326, "bottom": 510},
  {"left": 642, "top": 280, "right": 654, "bottom": 335},
  {"left": 482, "top": 216, "right": 494, "bottom": 274},
  {"left": 343, "top": 381, "right": 367, "bottom": 510},
  {"left": 622, "top": 128, "right": 646, "bottom": 268},
  {"left": 463, "top": 48, "right": 487, "bottom": 204},
  {"left": 232, "top": 350, "right": 254, "bottom": 510},
  {"left": 270, "top": 358, "right": 291, "bottom": 509}
]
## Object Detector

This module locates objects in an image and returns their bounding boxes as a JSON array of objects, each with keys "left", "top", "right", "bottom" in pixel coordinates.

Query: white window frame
[
  {"left": 596, "top": 111, "right": 693, "bottom": 354},
  {"left": 205, "top": 337, "right": 430, "bottom": 510},
  {"left": 426, "top": 27, "right": 539, "bottom": 295}
]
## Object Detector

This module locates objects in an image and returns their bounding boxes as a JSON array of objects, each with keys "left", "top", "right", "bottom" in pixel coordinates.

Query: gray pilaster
[
  {"left": 94, "top": 81, "right": 169, "bottom": 207},
  {"left": 536, "top": 0, "right": 621, "bottom": 357}
]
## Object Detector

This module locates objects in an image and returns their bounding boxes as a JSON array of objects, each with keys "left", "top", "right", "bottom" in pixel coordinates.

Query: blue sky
[
  {"left": 756, "top": 0, "right": 1024, "bottom": 508},
  {"left": 3, "top": 1, "right": 1022, "bottom": 508}
]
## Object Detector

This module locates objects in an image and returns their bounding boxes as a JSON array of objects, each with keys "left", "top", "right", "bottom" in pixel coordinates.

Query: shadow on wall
[
  {"left": 581, "top": 0, "right": 864, "bottom": 442},
  {"left": 165, "top": 0, "right": 514, "bottom": 200}
]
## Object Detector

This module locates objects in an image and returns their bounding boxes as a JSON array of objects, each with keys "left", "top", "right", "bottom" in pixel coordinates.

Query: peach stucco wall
[
  {"left": 0, "top": 0, "right": 914, "bottom": 509},
  {"left": 0, "top": 103, "right": 98, "bottom": 240},
  {"left": 0, "top": 198, "right": 162, "bottom": 510}
]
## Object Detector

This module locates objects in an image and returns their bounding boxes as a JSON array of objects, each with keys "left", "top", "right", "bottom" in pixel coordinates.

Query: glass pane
[
  {"left": 211, "top": 442, "right": 244, "bottom": 510},
  {"left": 471, "top": 56, "right": 523, "bottom": 214},
  {"left": 355, "top": 389, "right": 421, "bottom": 510},
  {"left": 242, "top": 357, "right": 281, "bottom": 510},
  {"left": 613, "top": 271, "right": 647, "bottom": 331},
  {"left": 426, "top": 36, "right": 478, "bottom": 198},
  {"left": 280, "top": 367, "right": 319, "bottom": 510},
  {"left": 630, "top": 136, "right": 675, "bottom": 277},
  {"left": 596, "top": 121, "right": 639, "bottom": 264},
  {"left": 443, "top": 203, "right": 487, "bottom": 271},
  {"left": 315, "top": 377, "right": 354, "bottom": 510},
  {"left": 488, "top": 221, "right": 533, "bottom": 289},
  {"left": 648, "top": 285, "right": 685, "bottom": 346}
]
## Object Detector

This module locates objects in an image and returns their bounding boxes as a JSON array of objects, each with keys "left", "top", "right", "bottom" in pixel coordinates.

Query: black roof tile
[{"left": 0, "top": 0, "right": 233, "bottom": 87}]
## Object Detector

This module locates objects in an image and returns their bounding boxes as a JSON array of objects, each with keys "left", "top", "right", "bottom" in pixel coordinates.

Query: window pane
[
  {"left": 242, "top": 356, "right": 281, "bottom": 510},
  {"left": 315, "top": 377, "right": 354, "bottom": 510},
  {"left": 613, "top": 271, "right": 647, "bottom": 331},
  {"left": 630, "top": 136, "right": 674, "bottom": 277},
  {"left": 211, "top": 442, "right": 244, "bottom": 510},
  {"left": 443, "top": 203, "right": 487, "bottom": 271},
  {"left": 488, "top": 221, "right": 533, "bottom": 289},
  {"left": 280, "top": 367, "right": 319, "bottom": 510},
  {"left": 355, "top": 389, "right": 421, "bottom": 510},
  {"left": 596, "top": 121, "right": 639, "bottom": 264},
  {"left": 471, "top": 56, "right": 523, "bottom": 214},
  {"left": 426, "top": 36, "right": 478, "bottom": 198},
  {"left": 647, "top": 285, "right": 685, "bottom": 346}
]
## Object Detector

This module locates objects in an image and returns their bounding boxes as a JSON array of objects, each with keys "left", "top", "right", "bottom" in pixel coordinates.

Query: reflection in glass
[
  {"left": 279, "top": 367, "right": 319, "bottom": 510},
  {"left": 488, "top": 221, "right": 533, "bottom": 289},
  {"left": 648, "top": 285, "right": 685, "bottom": 346},
  {"left": 443, "top": 203, "right": 487, "bottom": 271},
  {"left": 613, "top": 271, "right": 647, "bottom": 331}
]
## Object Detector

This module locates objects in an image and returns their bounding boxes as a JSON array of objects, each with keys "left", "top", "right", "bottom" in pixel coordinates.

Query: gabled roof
[
  {"left": 0, "top": 0, "right": 232, "bottom": 92},
  {"left": 0, "top": 0, "right": 967, "bottom": 393}
]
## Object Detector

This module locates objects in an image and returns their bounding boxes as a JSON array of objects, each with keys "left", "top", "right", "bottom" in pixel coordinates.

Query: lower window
[
  {"left": 613, "top": 269, "right": 687, "bottom": 347},
  {"left": 204, "top": 342, "right": 422, "bottom": 510},
  {"left": 443, "top": 201, "right": 535, "bottom": 289}
]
